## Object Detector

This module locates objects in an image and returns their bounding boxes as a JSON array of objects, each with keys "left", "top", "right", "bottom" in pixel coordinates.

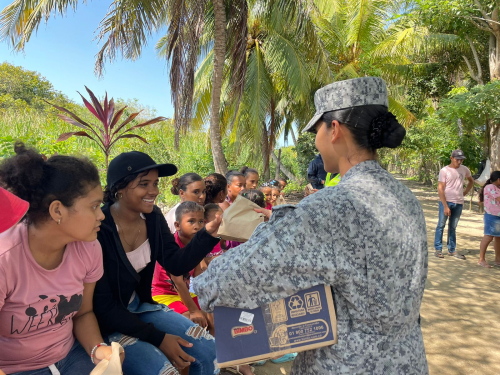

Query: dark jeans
[{"left": 434, "top": 201, "right": 463, "bottom": 252}]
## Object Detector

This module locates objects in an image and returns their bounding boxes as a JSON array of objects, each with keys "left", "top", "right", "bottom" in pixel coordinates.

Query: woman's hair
[
  {"left": 240, "top": 166, "right": 259, "bottom": 177},
  {"left": 226, "top": 170, "right": 245, "bottom": 184},
  {"left": 170, "top": 173, "right": 203, "bottom": 195},
  {"left": 0, "top": 141, "right": 100, "bottom": 225},
  {"left": 204, "top": 203, "right": 223, "bottom": 221},
  {"left": 204, "top": 173, "right": 227, "bottom": 204},
  {"left": 175, "top": 201, "right": 205, "bottom": 223},
  {"left": 240, "top": 189, "right": 266, "bottom": 208},
  {"left": 319, "top": 105, "right": 406, "bottom": 151},
  {"left": 479, "top": 171, "right": 500, "bottom": 202}
]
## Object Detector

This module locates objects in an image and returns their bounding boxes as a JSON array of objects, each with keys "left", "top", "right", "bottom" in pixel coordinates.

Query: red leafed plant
[{"left": 47, "top": 87, "right": 167, "bottom": 168}]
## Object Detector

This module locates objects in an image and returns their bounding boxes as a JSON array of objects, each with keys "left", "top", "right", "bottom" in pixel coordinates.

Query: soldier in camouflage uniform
[{"left": 194, "top": 77, "right": 429, "bottom": 374}]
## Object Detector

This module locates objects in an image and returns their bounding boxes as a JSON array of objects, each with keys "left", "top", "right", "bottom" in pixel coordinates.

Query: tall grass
[
  {"left": 0, "top": 110, "right": 214, "bottom": 207},
  {"left": 0, "top": 110, "right": 304, "bottom": 206}
]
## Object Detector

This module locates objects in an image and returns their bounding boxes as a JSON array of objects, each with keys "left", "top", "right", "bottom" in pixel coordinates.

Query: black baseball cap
[
  {"left": 107, "top": 151, "right": 177, "bottom": 189},
  {"left": 451, "top": 149, "right": 466, "bottom": 160}
]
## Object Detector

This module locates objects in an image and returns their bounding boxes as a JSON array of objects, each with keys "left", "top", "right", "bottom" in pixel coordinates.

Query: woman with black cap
[
  {"left": 93, "top": 151, "right": 222, "bottom": 375},
  {"left": 193, "top": 77, "right": 429, "bottom": 374}
]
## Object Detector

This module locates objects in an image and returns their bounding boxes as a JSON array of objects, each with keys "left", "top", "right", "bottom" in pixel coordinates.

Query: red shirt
[{"left": 151, "top": 232, "right": 194, "bottom": 296}]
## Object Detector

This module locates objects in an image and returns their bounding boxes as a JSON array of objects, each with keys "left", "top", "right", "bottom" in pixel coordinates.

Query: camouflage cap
[{"left": 304, "top": 77, "right": 389, "bottom": 133}]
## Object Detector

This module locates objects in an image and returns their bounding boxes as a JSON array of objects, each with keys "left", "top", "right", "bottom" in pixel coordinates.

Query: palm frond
[
  {"left": 263, "top": 31, "right": 311, "bottom": 103},
  {"left": 155, "top": 0, "right": 207, "bottom": 135},
  {"left": 0, "top": 0, "right": 78, "bottom": 50},
  {"left": 388, "top": 95, "right": 416, "bottom": 128},
  {"left": 94, "top": 0, "right": 168, "bottom": 75},
  {"left": 241, "top": 43, "right": 273, "bottom": 142}
]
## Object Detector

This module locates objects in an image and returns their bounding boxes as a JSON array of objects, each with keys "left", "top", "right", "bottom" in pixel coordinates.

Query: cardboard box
[{"left": 214, "top": 284, "right": 337, "bottom": 367}]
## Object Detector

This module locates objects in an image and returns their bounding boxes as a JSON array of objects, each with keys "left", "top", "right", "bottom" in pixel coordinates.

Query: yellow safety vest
[{"left": 325, "top": 173, "right": 341, "bottom": 187}]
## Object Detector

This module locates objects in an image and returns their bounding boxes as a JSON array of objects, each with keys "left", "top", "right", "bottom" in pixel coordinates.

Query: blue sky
[{"left": 0, "top": 1, "right": 174, "bottom": 118}]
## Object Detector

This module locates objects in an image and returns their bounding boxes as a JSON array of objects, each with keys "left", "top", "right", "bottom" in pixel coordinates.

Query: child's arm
[
  {"left": 193, "top": 260, "right": 207, "bottom": 277},
  {"left": 171, "top": 275, "right": 208, "bottom": 327}
]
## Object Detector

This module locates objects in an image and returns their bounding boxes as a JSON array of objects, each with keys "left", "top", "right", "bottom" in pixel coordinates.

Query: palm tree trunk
[
  {"left": 261, "top": 122, "right": 270, "bottom": 181},
  {"left": 290, "top": 127, "right": 297, "bottom": 147},
  {"left": 271, "top": 150, "right": 298, "bottom": 182},
  {"left": 210, "top": 0, "right": 228, "bottom": 175},
  {"left": 275, "top": 148, "right": 281, "bottom": 180}
]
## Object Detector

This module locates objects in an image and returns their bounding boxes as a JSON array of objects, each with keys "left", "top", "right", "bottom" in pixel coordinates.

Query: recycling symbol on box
[{"left": 288, "top": 295, "right": 306, "bottom": 318}]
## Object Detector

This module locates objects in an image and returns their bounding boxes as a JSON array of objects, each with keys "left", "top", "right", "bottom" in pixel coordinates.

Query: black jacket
[
  {"left": 93, "top": 203, "right": 219, "bottom": 347},
  {"left": 307, "top": 154, "right": 327, "bottom": 189}
]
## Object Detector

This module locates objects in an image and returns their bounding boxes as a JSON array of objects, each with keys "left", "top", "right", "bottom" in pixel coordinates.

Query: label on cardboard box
[
  {"left": 239, "top": 311, "right": 254, "bottom": 325},
  {"left": 214, "top": 284, "right": 337, "bottom": 367}
]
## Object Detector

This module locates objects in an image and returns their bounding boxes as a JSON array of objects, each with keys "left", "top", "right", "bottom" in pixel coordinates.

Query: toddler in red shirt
[{"left": 152, "top": 201, "right": 212, "bottom": 331}]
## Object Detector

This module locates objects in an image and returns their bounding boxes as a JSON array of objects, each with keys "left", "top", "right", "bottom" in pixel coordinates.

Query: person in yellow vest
[{"left": 325, "top": 172, "right": 341, "bottom": 187}]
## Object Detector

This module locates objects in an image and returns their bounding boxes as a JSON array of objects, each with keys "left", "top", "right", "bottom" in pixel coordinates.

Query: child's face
[
  {"left": 260, "top": 187, "right": 272, "bottom": 203},
  {"left": 279, "top": 181, "right": 287, "bottom": 191},
  {"left": 228, "top": 176, "right": 246, "bottom": 199},
  {"left": 245, "top": 172, "right": 259, "bottom": 190},
  {"left": 175, "top": 211, "right": 205, "bottom": 240},
  {"left": 271, "top": 189, "right": 279, "bottom": 203},
  {"left": 205, "top": 208, "right": 222, "bottom": 223}
]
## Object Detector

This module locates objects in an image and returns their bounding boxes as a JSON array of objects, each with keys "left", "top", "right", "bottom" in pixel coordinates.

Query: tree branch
[
  {"left": 474, "top": 0, "right": 492, "bottom": 22},
  {"left": 465, "top": 36, "right": 484, "bottom": 84},
  {"left": 463, "top": 55, "right": 480, "bottom": 83},
  {"left": 469, "top": 17, "right": 493, "bottom": 32}
]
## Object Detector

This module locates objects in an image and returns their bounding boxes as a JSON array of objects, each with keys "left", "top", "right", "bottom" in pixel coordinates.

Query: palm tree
[
  {"left": 191, "top": 0, "right": 319, "bottom": 179},
  {"left": 0, "top": 0, "right": 243, "bottom": 174}
]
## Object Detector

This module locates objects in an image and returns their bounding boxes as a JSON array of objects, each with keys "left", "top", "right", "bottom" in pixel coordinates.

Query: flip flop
[
  {"left": 270, "top": 353, "right": 297, "bottom": 363},
  {"left": 448, "top": 252, "right": 466, "bottom": 260},
  {"left": 477, "top": 261, "right": 492, "bottom": 268},
  {"left": 225, "top": 365, "right": 256, "bottom": 375},
  {"left": 253, "top": 360, "right": 267, "bottom": 366},
  {"left": 434, "top": 251, "right": 444, "bottom": 258}
]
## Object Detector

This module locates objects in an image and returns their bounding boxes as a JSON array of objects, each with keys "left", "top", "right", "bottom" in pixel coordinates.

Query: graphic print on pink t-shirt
[
  {"left": 0, "top": 224, "right": 103, "bottom": 374},
  {"left": 11, "top": 293, "right": 83, "bottom": 335}
]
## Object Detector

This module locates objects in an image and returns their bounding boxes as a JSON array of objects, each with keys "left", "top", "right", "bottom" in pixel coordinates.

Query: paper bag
[
  {"left": 90, "top": 342, "right": 124, "bottom": 375},
  {"left": 218, "top": 195, "right": 264, "bottom": 242}
]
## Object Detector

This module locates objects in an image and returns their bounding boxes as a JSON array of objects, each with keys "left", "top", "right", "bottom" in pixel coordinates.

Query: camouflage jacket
[{"left": 194, "top": 160, "right": 429, "bottom": 374}]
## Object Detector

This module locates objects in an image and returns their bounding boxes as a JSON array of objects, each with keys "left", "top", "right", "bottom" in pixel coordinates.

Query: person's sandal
[
  {"left": 225, "top": 365, "right": 255, "bottom": 375},
  {"left": 434, "top": 251, "right": 444, "bottom": 258},
  {"left": 448, "top": 252, "right": 466, "bottom": 260}
]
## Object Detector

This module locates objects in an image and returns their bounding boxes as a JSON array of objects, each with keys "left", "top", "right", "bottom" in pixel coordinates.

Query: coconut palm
[
  {"left": 309, "top": 0, "right": 469, "bottom": 127},
  {"left": 191, "top": 0, "right": 321, "bottom": 179}
]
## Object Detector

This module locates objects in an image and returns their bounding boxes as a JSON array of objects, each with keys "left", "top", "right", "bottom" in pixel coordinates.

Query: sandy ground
[{"left": 222, "top": 178, "right": 500, "bottom": 375}]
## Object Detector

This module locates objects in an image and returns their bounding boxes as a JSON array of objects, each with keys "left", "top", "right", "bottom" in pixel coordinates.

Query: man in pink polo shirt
[{"left": 434, "top": 150, "right": 474, "bottom": 259}]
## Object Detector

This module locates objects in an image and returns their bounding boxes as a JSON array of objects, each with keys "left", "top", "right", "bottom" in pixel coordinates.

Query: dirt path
[
  {"left": 407, "top": 178, "right": 500, "bottom": 375},
  {"left": 243, "top": 178, "right": 500, "bottom": 375}
]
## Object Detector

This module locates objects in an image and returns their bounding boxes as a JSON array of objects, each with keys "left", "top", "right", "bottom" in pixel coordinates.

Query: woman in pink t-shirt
[
  {"left": 0, "top": 142, "right": 116, "bottom": 374},
  {"left": 478, "top": 171, "right": 500, "bottom": 268}
]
